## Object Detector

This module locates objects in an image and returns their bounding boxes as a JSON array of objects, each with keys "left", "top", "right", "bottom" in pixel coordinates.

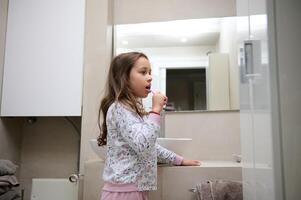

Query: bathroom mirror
[{"left": 115, "top": 17, "right": 239, "bottom": 111}]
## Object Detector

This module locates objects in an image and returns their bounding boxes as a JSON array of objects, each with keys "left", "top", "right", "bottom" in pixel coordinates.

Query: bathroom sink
[
  {"left": 89, "top": 137, "right": 192, "bottom": 159},
  {"left": 89, "top": 139, "right": 106, "bottom": 160}
]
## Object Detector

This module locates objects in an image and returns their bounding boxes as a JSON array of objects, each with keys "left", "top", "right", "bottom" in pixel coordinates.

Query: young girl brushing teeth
[{"left": 98, "top": 52, "right": 201, "bottom": 200}]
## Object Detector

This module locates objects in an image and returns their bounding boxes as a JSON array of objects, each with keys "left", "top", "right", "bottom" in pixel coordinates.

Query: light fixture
[
  {"left": 180, "top": 38, "right": 187, "bottom": 43},
  {"left": 116, "top": 18, "right": 221, "bottom": 38},
  {"left": 121, "top": 40, "right": 128, "bottom": 45}
]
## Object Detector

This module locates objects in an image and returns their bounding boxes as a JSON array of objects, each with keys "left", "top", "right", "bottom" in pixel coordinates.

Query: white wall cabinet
[{"left": 0, "top": 0, "right": 85, "bottom": 116}]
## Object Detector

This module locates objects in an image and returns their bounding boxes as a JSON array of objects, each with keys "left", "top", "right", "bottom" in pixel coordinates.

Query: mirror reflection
[{"left": 115, "top": 17, "right": 239, "bottom": 111}]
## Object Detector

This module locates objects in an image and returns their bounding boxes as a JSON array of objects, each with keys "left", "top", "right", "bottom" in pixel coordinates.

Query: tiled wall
[{"left": 164, "top": 110, "right": 241, "bottom": 161}]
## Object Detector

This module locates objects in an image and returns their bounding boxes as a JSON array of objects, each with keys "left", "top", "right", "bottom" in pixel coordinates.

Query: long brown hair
[{"left": 97, "top": 52, "right": 149, "bottom": 146}]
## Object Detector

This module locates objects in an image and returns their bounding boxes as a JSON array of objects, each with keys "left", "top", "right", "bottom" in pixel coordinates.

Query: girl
[{"left": 97, "top": 52, "right": 201, "bottom": 200}]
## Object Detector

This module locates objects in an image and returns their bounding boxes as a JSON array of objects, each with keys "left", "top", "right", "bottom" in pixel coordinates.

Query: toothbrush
[{"left": 151, "top": 89, "right": 168, "bottom": 102}]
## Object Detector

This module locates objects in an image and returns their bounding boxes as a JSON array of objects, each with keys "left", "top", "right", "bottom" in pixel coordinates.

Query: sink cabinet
[{"left": 83, "top": 160, "right": 242, "bottom": 200}]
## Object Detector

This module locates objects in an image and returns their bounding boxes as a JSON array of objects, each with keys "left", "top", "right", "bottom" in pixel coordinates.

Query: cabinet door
[{"left": 1, "top": 0, "right": 85, "bottom": 116}]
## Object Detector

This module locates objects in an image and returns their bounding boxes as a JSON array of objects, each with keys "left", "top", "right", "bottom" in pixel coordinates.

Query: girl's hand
[
  {"left": 152, "top": 91, "right": 168, "bottom": 113},
  {"left": 181, "top": 159, "right": 201, "bottom": 166}
]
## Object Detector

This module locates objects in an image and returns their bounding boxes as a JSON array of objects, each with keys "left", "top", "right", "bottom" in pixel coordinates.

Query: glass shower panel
[
  {"left": 249, "top": 12, "right": 275, "bottom": 200},
  {"left": 237, "top": 0, "right": 276, "bottom": 199}
]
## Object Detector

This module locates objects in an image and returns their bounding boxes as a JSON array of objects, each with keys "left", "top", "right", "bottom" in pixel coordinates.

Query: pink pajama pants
[{"left": 100, "top": 191, "right": 149, "bottom": 200}]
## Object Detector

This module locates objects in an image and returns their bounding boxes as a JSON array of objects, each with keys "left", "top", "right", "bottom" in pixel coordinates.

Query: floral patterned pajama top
[{"left": 102, "top": 102, "right": 183, "bottom": 191}]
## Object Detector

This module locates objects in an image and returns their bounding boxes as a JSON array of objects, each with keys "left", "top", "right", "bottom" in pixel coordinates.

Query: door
[{"left": 237, "top": 0, "right": 283, "bottom": 199}]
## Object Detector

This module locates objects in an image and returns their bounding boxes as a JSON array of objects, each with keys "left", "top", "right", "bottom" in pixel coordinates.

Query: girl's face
[{"left": 129, "top": 57, "right": 152, "bottom": 98}]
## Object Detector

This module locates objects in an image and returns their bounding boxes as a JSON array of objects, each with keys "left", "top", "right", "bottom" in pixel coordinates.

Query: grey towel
[
  {"left": 196, "top": 180, "right": 243, "bottom": 200},
  {"left": 0, "top": 186, "right": 11, "bottom": 195},
  {"left": 0, "top": 160, "right": 18, "bottom": 176},
  {"left": 0, "top": 175, "right": 19, "bottom": 187},
  {"left": 0, "top": 189, "right": 21, "bottom": 200}
]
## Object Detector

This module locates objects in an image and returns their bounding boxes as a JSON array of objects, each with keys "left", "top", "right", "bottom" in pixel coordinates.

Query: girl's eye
[{"left": 140, "top": 70, "right": 151, "bottom": 75}]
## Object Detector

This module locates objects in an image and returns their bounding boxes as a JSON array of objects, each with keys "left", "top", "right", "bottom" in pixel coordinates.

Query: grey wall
[
  {"left": 269, "top": 0, "right": 301, "bottom": 199},
  {"left": 0, "top": 118, "right": 23, "bottom": 174},
  {"left": 19, "top": 117, "right": 80, "bottom": 200}
]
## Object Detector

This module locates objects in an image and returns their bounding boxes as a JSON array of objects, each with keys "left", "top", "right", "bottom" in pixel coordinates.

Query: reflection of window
[{"left": 166, "top": 68, "right": 206, "bottom": 111}]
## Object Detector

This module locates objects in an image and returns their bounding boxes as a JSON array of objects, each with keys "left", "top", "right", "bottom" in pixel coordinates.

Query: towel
[
  {"left": 0, "top": 160, "right": 18, "bottom": 176},
  {"left": 0, "top": 175, "right": 19, "bottom": 187},
  {"left": 0, "top": 186, "right": 11, "bottom": 195},
  {"left": 196, "top": 180, "right": 242, "bottom": 200},
  {"left": 0, "top": 189, "right": 21, "bottom": 200}
]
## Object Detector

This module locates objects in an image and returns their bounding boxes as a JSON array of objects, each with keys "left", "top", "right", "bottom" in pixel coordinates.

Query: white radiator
[{"left": 31, "top": 178, "right": 78, "bottom": 200}]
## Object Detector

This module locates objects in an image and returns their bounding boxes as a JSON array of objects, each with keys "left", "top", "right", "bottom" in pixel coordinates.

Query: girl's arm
[
  {"left": 156, "top": 143, "right": 183, "bottom": 165},
  {"left": 156, "top": 144, "right": 201, "bottom": 166}
]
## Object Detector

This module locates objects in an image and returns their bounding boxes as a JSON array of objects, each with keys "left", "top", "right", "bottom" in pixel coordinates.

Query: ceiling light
[
  {"left": 116, "top": 18, "right": 221, "bottom": 38},
  {"left": 180, "top": 38, "right": 187, "bottom": 43},
  {"left": 121, "top": 40, "right": 128, "bottom": 45}
]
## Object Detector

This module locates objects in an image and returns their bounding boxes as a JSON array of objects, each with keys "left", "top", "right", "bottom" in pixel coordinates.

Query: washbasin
[
  {"left": 89, "top": 139, "right": 106, "bottom": 160},
  {"left": 89, "top": 137, "right": 192, "bottom": 160}
]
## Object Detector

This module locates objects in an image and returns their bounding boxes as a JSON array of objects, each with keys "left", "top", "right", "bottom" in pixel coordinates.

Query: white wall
[
  {"left": 80, "top": 0, "right": 113, "bottom": 174},
  {"left": 216, "top": 17, "right": 240, "bottom": 109},
  {"left": 114, "top": 0, "right": 236, "bottom": 24},
  {"left": 0, "top": 0, "right": 8, "bottom": 107},
  {"left": 207, "top": 53, "right": 230, "bottom": 110},
  {"left": 0, "top": 0, "right": 23, "bottom": 172}
]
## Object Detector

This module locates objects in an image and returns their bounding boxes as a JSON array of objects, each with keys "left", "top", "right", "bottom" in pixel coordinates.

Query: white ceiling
[
  {"left": 116, "top": 33, "right": 220, "bottom": 48},
  {"left": 116, "top": 18, "right": 221, "bottom": 48}
]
